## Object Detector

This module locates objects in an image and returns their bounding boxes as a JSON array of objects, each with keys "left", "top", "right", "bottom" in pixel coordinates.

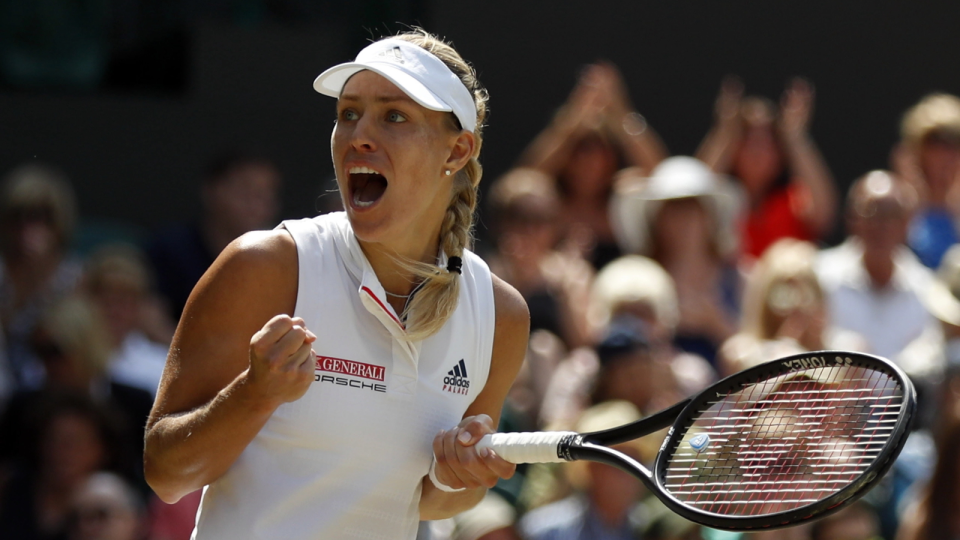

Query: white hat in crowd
[{"left": 610, "top": 156, "right": 744, "bottom": 259}]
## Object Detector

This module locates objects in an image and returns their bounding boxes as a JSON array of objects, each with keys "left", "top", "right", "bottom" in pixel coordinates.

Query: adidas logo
[
  {"left": 442, "top": 359, "right": 470, "bottom": 395},
  {"left": 378, "top": 46, "right": 404, "bottom": 63}
]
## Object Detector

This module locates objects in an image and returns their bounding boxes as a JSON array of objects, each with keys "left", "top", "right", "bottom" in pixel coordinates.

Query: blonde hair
[
  {"left": 0, "top": 163, "right": 77, "bottom": 249},
  {"left": 487, "top": 167, "right": 560, "bottom": 222},
  {"left": 741, "top": 238, "right": 823, "bottom": 340},
  {"left": 38, "top": 295, "right": 113, "bottom": 380},
  {"left": 389, "top": 29, "right": 489, "bottom": 341},
  {"left": 588, "top": 255, "right": 679, "bottom": 335},
  {"left": 901, "top": 93, "right": 960, "bottom": 148},
  {"left": 83, "top": 243, "right": 153, "bottom": 297}
]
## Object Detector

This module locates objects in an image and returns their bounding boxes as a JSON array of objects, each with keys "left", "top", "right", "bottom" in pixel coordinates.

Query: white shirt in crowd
[
  {"left": 816, "top": 239, "right": 937, "bottom": 369},
  {"left": 108, "top": 331, "right": 169, "bottom": 397}
]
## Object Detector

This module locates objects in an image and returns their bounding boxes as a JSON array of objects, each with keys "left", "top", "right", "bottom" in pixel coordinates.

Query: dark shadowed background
[{"left": 2, "top": 0, "right": 958, "bottom": 246}]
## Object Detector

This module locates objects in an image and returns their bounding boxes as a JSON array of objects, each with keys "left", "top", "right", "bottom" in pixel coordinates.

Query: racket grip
[{"left": 476, "top": 431, "right": 578, "bottom": 464}]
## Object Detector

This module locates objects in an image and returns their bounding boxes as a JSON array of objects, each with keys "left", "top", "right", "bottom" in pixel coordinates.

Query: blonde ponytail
[{"left": 389, "top": 29, "right": 488, "bottom": 341}]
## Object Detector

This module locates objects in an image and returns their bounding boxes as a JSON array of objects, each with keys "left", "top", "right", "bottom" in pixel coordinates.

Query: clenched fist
[{"left": 247, "top": 315, "right": 317, "bottom": 405}]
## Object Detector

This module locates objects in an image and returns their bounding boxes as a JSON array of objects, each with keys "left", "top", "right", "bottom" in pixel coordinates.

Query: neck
[
  {"left": 358, "top": 235, "right": 441, "bottom": 297},
  {"left": 861, "top": 248, "right": 895, "bottom": 289},
  {"left": 660, "top": 244, "right": 716, "bottom": 272}
]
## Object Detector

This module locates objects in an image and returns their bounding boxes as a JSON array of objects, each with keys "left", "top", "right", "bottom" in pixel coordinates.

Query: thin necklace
[{"left": 384, "top": 290, "right": 411, "bottom": 299}]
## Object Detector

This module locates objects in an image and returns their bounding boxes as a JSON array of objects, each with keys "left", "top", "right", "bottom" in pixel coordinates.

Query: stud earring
[{"left": 444, "top": 170, "right": 452, "bottom": 176}]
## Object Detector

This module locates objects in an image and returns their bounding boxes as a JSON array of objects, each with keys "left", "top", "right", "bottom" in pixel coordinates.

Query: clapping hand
[
  {"left": 714, "top": 76, "right": 744, "bottom": 131},
  {"left": 779, "top": 78, "right": 815, "bottom": 142}
]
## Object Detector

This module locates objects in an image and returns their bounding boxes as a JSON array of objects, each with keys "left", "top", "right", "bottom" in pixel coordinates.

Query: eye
[
  {"left": 340, "top": 109, "right": 359, "bottom": 121},
  {"left": 387, "top": 111, "right": 407, "bottom": 123}
]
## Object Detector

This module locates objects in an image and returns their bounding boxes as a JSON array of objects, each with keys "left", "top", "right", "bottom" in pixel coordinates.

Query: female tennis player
[{"left": 143, "top": 30, "right": 529, "bottom": 539}]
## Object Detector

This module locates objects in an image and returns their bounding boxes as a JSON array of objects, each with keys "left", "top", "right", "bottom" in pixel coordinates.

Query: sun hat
[
  {"left": 313, "top": 38, "right": 476, "bottom": 133},
  {"left": 610, "top": 156, "right": 744, "bottom": 258}
]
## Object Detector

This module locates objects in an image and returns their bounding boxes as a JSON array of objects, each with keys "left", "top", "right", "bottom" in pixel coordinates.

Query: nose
[{"left": 349, "top": 113, "right": 377, "bottom": 153}]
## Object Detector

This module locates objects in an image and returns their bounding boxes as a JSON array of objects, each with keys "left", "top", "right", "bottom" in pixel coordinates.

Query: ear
[{"left": 444, "top": 131, "right": 477, "bottom": 174}]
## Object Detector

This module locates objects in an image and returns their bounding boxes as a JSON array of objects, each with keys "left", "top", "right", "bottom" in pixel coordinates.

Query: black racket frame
[{"left": 555, "top": 350, "right": 916, "bottom": 531}]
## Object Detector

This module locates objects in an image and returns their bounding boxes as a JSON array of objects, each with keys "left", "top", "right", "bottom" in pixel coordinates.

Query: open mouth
[{"left": 348, "top": 166, "right": 388, "bottom": 208}]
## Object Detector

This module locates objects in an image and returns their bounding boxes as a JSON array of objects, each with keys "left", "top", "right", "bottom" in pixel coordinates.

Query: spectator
[
  {"left": 611, "top": 156, "right": 744, "bottom": 364},
  {"left": 589, "top": 255, "right": 714, "bottom": 404},
  {"left": 83, "top": 244, "right": 173, "bottom": 397},
  {"left": 0, "top": 296, "right": 152, "bottom": 482},
  {"left": 921, "top": 243, "right": 960, "bottom": 401},
  {"left": 0, "top": 164, "right": 82, "bottom": 391},
  {"left": 486, "top": 168, "right": 593, "bottom": 349},
  {"left": 519, "top": 400, "right": 649, "bottom": 540},
  {"left": 896, "top": 420, "right": 960, "bottom": 540},
  {"left": 893, "top": 93, "right": 960, "bottom": 268},
  {"left": 0, "top": 392, "right": 124, "bottom": 540},
  {"left": 815, "top": 171, "right": 938, "bottom": 372},
  {"left": 720, "top": 239, "right": 866, "bottom": 376},
  {"left": 145, "top": 150, "right": 281, "bottom": 321},
  {"left": 425, "top": 491, "right": 520, "bottom": 540},
  {"left": 518, "top": 62, "right": 668, "bottom": 269},
  {"left": 67, "top": 472, "right": 145, "bottom": 540},
  {"left": 809, "top": 503, "right": 881, "bottom": 540},
  {"left": 587, "top": 255, "right": 679, "bottom": 346},
  {"left": 591, "top": 317, "right": 677, "bottom": 417},
  {"left": 697, "top": 77, "right": 838, "bottom": 259}
]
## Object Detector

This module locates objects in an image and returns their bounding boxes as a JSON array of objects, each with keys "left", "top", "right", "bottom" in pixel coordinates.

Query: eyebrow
[{"left": 339, "top": 94, "right": 414, "bottom": 104}]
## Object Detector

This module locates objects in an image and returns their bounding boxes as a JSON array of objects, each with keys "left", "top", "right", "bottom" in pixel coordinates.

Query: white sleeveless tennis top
[{"left": 191, "top": 212, "right": 495, "bottom": 540}]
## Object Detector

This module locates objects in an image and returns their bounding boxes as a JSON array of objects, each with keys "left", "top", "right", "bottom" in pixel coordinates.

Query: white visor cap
[{"left": 314, "top": 39, "right": 477, "bottom": 133}]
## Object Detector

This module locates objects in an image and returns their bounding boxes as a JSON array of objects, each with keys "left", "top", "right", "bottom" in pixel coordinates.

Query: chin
[{"left": 346, "top": 209, "right": 398, "bottom": 246}]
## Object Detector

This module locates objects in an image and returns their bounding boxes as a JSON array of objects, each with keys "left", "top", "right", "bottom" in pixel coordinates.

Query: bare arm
[
  {"left": 419, "top": 275, "right": 530, "bottom": 520},
  {"left": 597, "top": 62, "right": 668, "bottom": 172},
  {"left": 516, "top": 71, "right": 603, "bottom": 175},
  {"left": 695, "top": 76, "right": 744, "bottom": 172},
  {"left": 143, "top": 230, "right": 313, "bottom": 503},
  {"left": 779, "top": 78, "right": 838, "bottom": 238},
  {"left": 520, "top": 63, "right": 667, "bottom": 175}
]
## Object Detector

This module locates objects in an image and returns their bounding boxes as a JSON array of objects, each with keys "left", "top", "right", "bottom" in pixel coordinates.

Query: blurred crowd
[{"left": 1, "top": 62, "right": 960, "bottom": 540}]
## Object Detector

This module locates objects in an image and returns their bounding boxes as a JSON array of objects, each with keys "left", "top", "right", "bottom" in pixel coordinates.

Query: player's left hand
[{"left": 431, "top": 415, "right": 516, "bottom": 490}]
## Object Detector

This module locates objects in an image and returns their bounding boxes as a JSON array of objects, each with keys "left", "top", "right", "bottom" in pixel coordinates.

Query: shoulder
[
  {"left": 486, "top": 274, "right": 529, "bottom": 388},
  {"left": 815, "top": 240, "right": 857, "bottom": 284},
  {"left": 491, "top": 273, "right": 530, "bottom": 333},
  {"left": 461, "top": 273, "right": 528, "bottom": 420},
  {"left": 213, "top": 229, "right": 297, "bottom": 276},
  {"left": 894, "top": 246, "right": 935, "bottom": 284},
  {"left": 184, "top": 229, "right": 299, "bottom": 323},
  {"left": 490, "top": 274, "right": 530, "bottom": 352}
]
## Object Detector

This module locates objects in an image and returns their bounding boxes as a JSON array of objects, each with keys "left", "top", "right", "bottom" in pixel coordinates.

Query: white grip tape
[{"left": 475, "top": 431, "right": 577, "bottom": 464}]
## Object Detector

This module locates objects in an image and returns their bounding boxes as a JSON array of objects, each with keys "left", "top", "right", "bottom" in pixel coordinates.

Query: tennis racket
[{"left": 477, "top": 350, "right": 915, "bottom": 531}]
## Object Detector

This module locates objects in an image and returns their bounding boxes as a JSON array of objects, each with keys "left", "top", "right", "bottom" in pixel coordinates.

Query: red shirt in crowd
[{"left": 743, "top": 183, "right": 814, "bottom": 258}]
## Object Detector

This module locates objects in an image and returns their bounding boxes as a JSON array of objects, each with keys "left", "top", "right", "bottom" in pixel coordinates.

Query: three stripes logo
[
  {"left": 443, "top": 359, "right": 471, "bottom": 395},
  {"left": 378, "top": 46, "right": 404, "bottom": 64}
]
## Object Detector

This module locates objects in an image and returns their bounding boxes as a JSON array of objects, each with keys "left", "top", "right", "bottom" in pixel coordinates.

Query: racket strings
[{"left": 663, "top": 362, "right": 903, "bottom": 517}]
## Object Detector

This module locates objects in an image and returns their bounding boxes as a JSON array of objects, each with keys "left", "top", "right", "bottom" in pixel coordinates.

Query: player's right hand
[{"left": 247, "top": 314, "right": 317, "bottom": 405}]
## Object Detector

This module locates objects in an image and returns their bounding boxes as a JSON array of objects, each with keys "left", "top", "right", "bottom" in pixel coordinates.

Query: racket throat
[{"left": 557, "top": 434, "right": 583, "bottom": 461}]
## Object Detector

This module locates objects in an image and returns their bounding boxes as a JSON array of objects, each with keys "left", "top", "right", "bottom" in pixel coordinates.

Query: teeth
[
  {"left": 353, "top": 191, "right": 375, "bottom": 208},
  {"left": 349, "top": 166, "right": 380, "bottom": 175}
]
